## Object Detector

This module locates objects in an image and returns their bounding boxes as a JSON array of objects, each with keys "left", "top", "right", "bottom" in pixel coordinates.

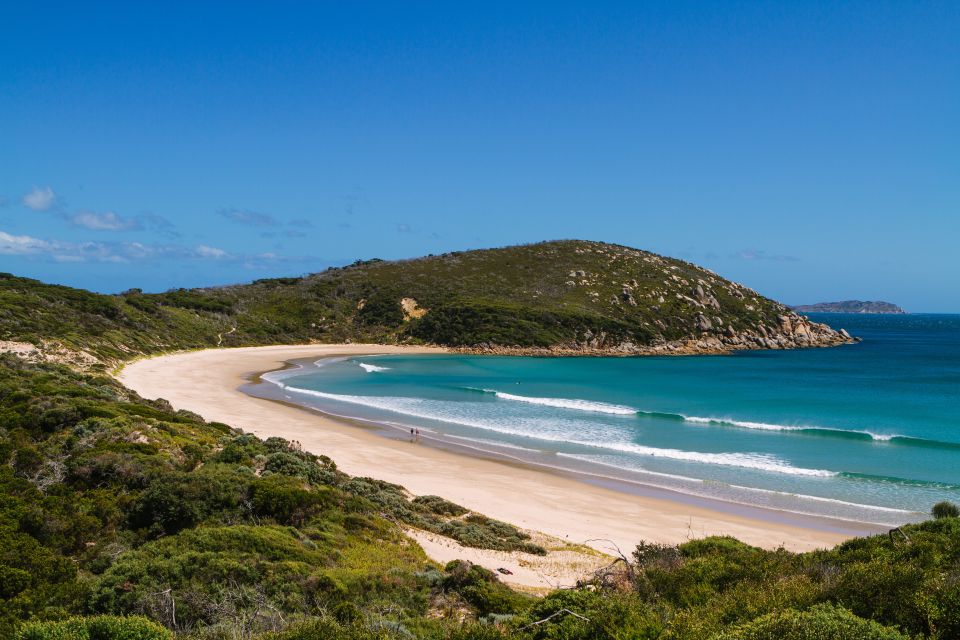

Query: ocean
[{"left": 255, "top": 314, "right": 960, "bottom": 527}]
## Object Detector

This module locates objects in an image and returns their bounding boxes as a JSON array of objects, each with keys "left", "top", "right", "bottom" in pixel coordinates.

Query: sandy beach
[{"left": 118, "top": 344, "right": 876, "bottom": 587}]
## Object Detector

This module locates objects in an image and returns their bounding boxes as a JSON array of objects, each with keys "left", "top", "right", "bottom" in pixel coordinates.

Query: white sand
[{"left": 118, "top": 344, "right": 872, "bottom": 587}]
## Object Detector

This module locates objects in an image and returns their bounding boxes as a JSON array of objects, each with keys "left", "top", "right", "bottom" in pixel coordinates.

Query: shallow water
[{"left": 260, "top": 314, "right": 960, "bottom": 526}]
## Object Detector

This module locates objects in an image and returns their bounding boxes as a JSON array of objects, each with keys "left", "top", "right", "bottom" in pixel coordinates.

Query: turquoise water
[{"left": 259, "top": 314, "right": 960, "bottom": 526}]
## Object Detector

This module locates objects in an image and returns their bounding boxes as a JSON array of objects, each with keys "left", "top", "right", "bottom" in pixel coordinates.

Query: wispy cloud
[
  {"left": 22, "top": 186, "right": 57, "bottom": 211},
  {"left": 13, "top": 182, "right": 184, "bottom": 239},
  {"left": 287, "top": 218, "right": 314, "bottom": 229},
  {"left": 0, "top": 228, "right": 326, "bottom": 269},
  {"left": 218, "top": 208, "right": 279, "bottom": 227},
  {"left": 71, "top": 211, "right": 142, "bottom": 231},
  {"left": 138, "top": 212, "right": 179, "bottom": 237},
  {"left": 0, "top": 230, "right": 57, "bottom": 255},
  {"left": 67, "top": 210, "right": 178, "bottom": 235},
  {"left": 396, "top": 223, "right": 413, "bottom": 234},
  {"left": 733, "top": 249, "right": 800, "bottom": 262},
  {"left": 0, "top": 228, "right": 228, "bottom": 263},
  {"left": 240, "top": 251, "right": 321, "bottom": 269},
  {"left": 195, "top": 245, "right": 227, "bottom": 258}
]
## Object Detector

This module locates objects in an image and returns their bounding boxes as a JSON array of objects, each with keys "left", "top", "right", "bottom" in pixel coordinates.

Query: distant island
[{"left": 792, "top": 300, "right": 906, "bottom": 314}]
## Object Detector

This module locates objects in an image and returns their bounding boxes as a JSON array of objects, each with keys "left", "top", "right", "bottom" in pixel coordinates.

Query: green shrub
[
  {"left": 356, "top": 292, "right": 405, "bottom": 327},
  {"left": 128, "top": 466, "right": 251, "bottom": 535},
  {"left": 830, "top": 558, "right": 926, "bottom": 631},
  {"left": 713, "top": 603, "right": 909, "bottom": 640},
  {"left": 16, "top": 618, "right": 89, "bottom": 640},
  {"left": 85, "top": 616, "right": 171, "bottom": 640},
  {"left": 412, "top": 495, "right": 469, "bottom": 517},
  {"left": 251, "top": 474, "right": 327, "bottom": 525},
  {"left": 515, "top": 588, "right": 663, "bottom": 640},
  {"left": 261, "top": 618, "right": 402, "bottom": 639},
  {"left": 442, "top": 561, "right": 529, "bottom": 617},
  {"left": 410, "top": 300, "right": 643, "bottom": 348},
  {"left": 932, "top": 501, "right": 959, "bottom": 519},
  {"left": 16, "top": 615, "right": 171, "bottom": 640}
]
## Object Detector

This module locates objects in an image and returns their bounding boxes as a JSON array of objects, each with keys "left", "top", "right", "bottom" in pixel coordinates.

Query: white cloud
[
  {"left": 195, "top": 245, "right": 227, "bottom": 258},
  {"left": 0, "top": 228, "right": 233, "bottom": 263},
  {"left": 22, "top": 186, "right": 57, "bottom": 211},
  {"left": 0, "top": 230, "right": 55, "bottom": 255},
  {"left": 71, "top": 211, "right": 141, "bottom": 231}
]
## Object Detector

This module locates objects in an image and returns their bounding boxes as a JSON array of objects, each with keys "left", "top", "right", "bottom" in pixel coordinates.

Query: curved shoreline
[
  {"left": 255, "top": 357, "right": 907, "bottom": 529},
  {"left": 117, "top": 344, "right": 881, "bottom": 558}
]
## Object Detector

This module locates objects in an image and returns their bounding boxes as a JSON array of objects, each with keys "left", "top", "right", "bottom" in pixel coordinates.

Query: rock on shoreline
[{"left": 459, "top": 311, "right": 858, "bottom": 357}]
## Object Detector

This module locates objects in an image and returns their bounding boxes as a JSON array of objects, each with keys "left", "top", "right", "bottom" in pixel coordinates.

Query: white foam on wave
[
  {"left": 685, "top": 416, "right": 792, "bottom": 429},
  {"left": 280, "top": 386, "right": 525, "bottom": 432},
  {"left": 557, "top": 454, "right": 702, "bottom": 483},
  {"left": 491, "top": 391, "right": 637, "bottom": 415},
  {"left": 260, "top": 357, "right": 349, "bottom": 386},
  {"left": 278, "top": 384, "right": 835, "bottom": 478},
  {"left": 587, "top": 441, "right": 836, "bottom": 477},
  {"left": 358, "top": 362, "right": 391, "bottom": 373},
  {"left": 475, "top": 387, "right": 907, "bottom": 443},
  {"left": 260, "top": 365, "right": 306, "bottom": 385},
  {"left": 313, "top": 356, "right": 349, "bottom": 367},
  {"left": 558, "top": 453, "right": 915, "bottom": 522},
  {"left": 484, "top": 388, "right": 903, "bottom": 441},
  {"left": 682, "top": 415, "right": 899, "bottom": 441}
]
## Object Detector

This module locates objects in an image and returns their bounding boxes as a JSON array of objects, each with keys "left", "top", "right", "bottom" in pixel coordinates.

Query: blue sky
[{"left": 2, "top": 2, "right": 957, "bottom": 311}]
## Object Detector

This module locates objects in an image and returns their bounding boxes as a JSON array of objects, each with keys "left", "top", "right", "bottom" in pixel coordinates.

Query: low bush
[
  {"left": 932, "top": 501, "right": 959, "bottom": 519},
  {"left": 16, "top": 615, "right": 171, "bottom": 640},
  {"left": 412, "top": 495, "right": 468, "bottom": 517},
  {"left": 713, "top": 603, "right": 909, "bottom": 640}
]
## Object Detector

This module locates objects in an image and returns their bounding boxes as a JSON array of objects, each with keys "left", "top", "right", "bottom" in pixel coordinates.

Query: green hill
[{"left": 0, "top": 240, "right": 849, "bottom": 367}]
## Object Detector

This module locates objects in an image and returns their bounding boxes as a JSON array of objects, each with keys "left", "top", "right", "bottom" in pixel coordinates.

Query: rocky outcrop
[
  {"left": 460, "top": 312, "right": 857, "bottom": 357},
  {"left": 400, "top": 297, "right": 427, "bottom": 321}
]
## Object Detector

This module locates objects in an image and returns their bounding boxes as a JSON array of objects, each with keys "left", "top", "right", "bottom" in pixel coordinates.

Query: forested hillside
[{"left": 0, "top": 240, "right": 850, "bottom": 367}]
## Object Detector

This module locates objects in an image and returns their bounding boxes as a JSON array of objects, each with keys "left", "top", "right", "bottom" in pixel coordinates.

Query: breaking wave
[
  {"left": 357, "top": 362, "right": 391, "bottom": 373},
  {"left": 464, "top": 387, "right": 955, "bottom": 449},
  {"left": 278, "top": 383, "right": 835, "bottom": 478}
]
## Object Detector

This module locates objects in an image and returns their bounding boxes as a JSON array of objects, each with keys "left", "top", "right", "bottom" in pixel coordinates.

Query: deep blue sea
[{"left": 260, "top": 314, "right": 960, "bottom": 526}]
